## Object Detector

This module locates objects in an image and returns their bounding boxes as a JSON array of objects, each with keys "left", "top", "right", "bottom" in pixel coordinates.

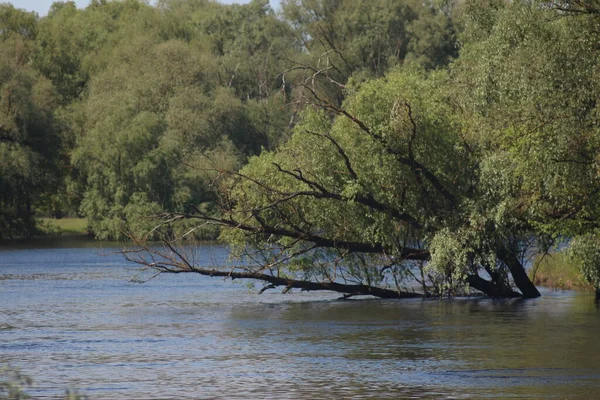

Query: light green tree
[
  {"left": 127, "top": 67, "right": 540, "bottom": 298},
  {"left": 568, "top": 235, "right": 600, "bottom": 298},
  {"left": 130, "top": 0, "right": 600, "bottom": 299},
  {"left": 451, "top": 0, "right": 600, "bottom": 295},
  {"left": 67, "top": 0, "right": 301, "bottom": 239}
]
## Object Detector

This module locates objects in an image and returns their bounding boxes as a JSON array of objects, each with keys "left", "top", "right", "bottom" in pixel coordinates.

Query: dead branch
[{"left": 122, "top": 240, "right": 423, "bottom": 299}]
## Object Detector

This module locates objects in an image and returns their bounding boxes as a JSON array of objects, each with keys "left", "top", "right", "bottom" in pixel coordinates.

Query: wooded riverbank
[{"left": 3, "top": 1, "right": 600, "bottom": 299}]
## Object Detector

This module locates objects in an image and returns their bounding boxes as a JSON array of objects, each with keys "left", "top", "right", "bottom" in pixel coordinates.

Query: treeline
[{"left": 0, "top": 0, "right": 459, "bottom": 239}]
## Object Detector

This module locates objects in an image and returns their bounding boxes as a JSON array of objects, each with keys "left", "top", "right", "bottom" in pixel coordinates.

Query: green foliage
[
  {"left": 453, "top": 0, "right": 600, "bottom": 238},
  {"left": 569, "top": 236, "right": 600, "bottom": 290},
  {"left": 0, "top": 6, "right": 61, "bottom": 238},
  {"left": 218, "top": 67, "right": 475, "bottom": 292},
  {"left": 281, "top": 0, "right": 458, "bottom": 104},
  {"left": 428, "top": 225, "right": 499, "bottom": 296},
  {"left": 1, "top": 0, "right": 463, "bottom": 241},
  {"left": 530, "top": 250, "right": 590, "bottom": 290},
  {"left": 207, "top": 1, "right": 600, "bottom": 296},
  {"left": 35, "top": 0, "right": 164, "bottom": 102},
  {"left": 37, "top": 217, "right": 88, "bottom": 236},
  {"left": 54, "top": 0, "right": 300, "bottom": 239},
  {"left": 0, "top": 3, "right": 37, "bottom": 41},
  {"left": 7, "top": 0, "right": 600, "bottom": 300},
  {"left": 71, "top": 34, "right": 250, "bottom": 239}
]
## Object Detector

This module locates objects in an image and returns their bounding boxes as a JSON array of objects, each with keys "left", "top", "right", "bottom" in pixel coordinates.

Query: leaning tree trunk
[
  {"left": 466, "top": 274, "right": 521, "bottom": 298},
  {"left": 497, "top": 247, "right": 541, "bottom": 298}
]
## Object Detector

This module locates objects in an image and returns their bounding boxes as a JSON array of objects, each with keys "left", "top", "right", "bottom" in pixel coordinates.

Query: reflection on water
[{"left": 1, "top": 244, "right": 599, "bottom": 399}]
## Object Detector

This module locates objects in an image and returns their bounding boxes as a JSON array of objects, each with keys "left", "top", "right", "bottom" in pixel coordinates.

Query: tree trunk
[
  {"left": 497, "top": 247, "right": 541, "bottom": 298},
  {"left": 140, "top": 266, "right": 424, "bottom": 299},
  {"left": 466, "top": 274, "right": 521, "bottom": 298}
]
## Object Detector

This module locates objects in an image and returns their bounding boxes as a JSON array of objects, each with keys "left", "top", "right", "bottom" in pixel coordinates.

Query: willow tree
[
  {"left": 281, "top": 0, "right": 459, "bottom": 106},
  {"left": 452, "top": 0, "right": 600, "bottom": 294},
  {"left": 126, "top": 67, "right": 541, "bottom": 299},
  {"left": 73, "top": 36, "right": 242, "bottom": 239},
  {"left": 68, "top": 0, "right": 297, "bottom": 240}
]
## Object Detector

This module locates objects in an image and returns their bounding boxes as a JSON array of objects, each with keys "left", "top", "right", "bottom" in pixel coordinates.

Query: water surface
[{"left": 1, "top": 241, "right": 599, "bottom": 399}]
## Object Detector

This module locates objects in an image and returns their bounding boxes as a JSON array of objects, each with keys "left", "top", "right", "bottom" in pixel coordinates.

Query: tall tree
[
  {"left": 455, "top": 0, "right": 600, "bottom": 296},
  {"left": 128, "top": 0, "right": 600, "bottom": 299},
  {"left": 67, "top": 0, "right": 303, "bottom": 239},
  {"left": 0, "top": 4, "right": 60, "bottom": 238}
]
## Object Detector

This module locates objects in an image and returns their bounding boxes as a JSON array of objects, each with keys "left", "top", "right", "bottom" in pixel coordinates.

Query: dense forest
[{"left": 3, "top": 0, "right": 600, "bottom": 298}]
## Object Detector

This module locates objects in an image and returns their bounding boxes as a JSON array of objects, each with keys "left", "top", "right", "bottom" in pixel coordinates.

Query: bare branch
[
  {"left": 258, "top": 284, "right": 276, "bottom": 294},
  {"left": 122, "top": 239, "right": 423, "bottom": 298},
  {"left": 551, "top": 1, "right": 600, "bottom": 15}
]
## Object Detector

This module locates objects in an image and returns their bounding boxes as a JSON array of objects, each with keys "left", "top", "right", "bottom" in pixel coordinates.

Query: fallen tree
[
  {"left": 124, "top": 67, "right": 543, "bottom": 299},
  {"left": 123, "top": 239, "right": 424, "bottom": 299}
]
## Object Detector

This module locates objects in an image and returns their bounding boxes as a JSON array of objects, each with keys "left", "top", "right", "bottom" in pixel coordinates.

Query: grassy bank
[
  {"left": 530, "top": 252, "right": 592, "bottom": 291},
  {"left": 37, "top": 218, "right": 90, "bottom": 236}
]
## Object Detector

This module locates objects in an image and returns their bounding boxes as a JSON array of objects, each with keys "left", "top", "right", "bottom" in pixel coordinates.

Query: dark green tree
[
  {"left": 281, "top": 0, "right": 459, "bottom": 105},
  {"left": 0, "top": 4, "right": 60, "bottom": 238}
]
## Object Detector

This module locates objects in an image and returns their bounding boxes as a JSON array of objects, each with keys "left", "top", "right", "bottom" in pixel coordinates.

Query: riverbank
[
  {"left": 530, "top": 252, "right": 592, "bottom": 291},
  {"left": 37, "top": 218, "right": 90, "bottom": 236}
]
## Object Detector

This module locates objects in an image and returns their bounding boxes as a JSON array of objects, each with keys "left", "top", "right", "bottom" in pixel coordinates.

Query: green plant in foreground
[
  {"left": 0, "top": 365, "right": 88, "bottom": 400},
  {"left": 0, "top": 365, "right": 32, "bottom": 400}
]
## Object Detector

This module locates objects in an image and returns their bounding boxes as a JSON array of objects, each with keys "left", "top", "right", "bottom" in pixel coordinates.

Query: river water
[{"left": 1, "top": 239, "right": 599, "bottom": 399}]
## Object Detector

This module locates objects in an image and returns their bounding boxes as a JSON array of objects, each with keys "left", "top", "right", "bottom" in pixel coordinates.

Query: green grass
[
  {"left": 37, "top": 218, "right": 90, "bottom": 236},
  {"left": 529, "top": 251, "right": 591, "bottom": 291}
]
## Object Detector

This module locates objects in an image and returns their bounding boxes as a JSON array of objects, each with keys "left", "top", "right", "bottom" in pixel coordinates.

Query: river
[{"left": 1, "top": 239, "right": 599, "bottom": 399}]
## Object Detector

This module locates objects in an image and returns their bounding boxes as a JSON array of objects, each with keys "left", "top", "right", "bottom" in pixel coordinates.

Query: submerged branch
[
  {"left": 123, "top": 246, "right": 423, "bottom": 298},
  {"left": 123, "top": 237, "right": 530, "bottom": 300},
  {"left": 466, "top": 274, "right": 521, "bottom": 298}
]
